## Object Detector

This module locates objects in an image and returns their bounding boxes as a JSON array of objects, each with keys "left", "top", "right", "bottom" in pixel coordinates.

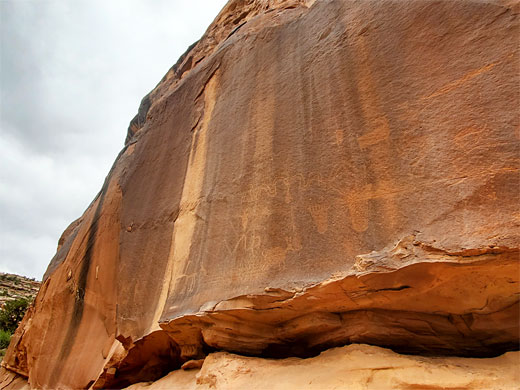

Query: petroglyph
[
  {"left": 262, "top": 246, "right": 287, "bottom": 271},
  {"left": 335, "top": 129, "right": 344, "bottom": 146},
  {"left": 423, "top": 62, "right": 497, "bottom": 101},
  {"left": 345, "top": 186, "right": 371, "bottom": 233},
  {"left": 308, "top": 204, "right": 330, "bottom": 234}
]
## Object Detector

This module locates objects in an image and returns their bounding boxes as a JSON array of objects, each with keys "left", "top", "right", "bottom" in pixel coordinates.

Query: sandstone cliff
[{"left": 1, "top": 0, "right": 519, "bottom": 389}]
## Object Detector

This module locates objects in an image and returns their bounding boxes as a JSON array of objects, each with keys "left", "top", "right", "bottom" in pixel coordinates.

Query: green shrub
[
  {"left": 0, "top": 298, "right": 28, "bottom": 333},
  {"left": 0, "top": 329, "right": 11, "bottom": 349}
]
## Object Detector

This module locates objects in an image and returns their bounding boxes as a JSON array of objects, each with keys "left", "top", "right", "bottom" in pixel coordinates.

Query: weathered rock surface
[
  {"left": 4, "top": 344, "right": 519, "bottom": 390},
  {"left": 0, "top": 370, "right": 29, "bottom": 390},
  {"left": 123, "top": 344, "right": 520, "bottom": 390},
  {"left": 1, "top": 0, "right": 519, "bottom": 388}
]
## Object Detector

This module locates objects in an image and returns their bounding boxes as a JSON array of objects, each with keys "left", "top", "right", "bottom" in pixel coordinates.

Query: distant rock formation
[
  {"left": 1, "top": 0, "right": 518, "bottom": 389},
  {"left": 0, "top": 274, "right": 39, "bottom": 308}
]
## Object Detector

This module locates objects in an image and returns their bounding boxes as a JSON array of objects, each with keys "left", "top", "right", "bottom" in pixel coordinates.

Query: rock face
[
  {"left": 123, "top": 345, "right": 520, "bottom": 390},
  {"left": 1, "top": 0, "right": 519, "bottom": 388}
]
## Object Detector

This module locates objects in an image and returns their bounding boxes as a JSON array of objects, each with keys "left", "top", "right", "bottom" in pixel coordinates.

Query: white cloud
[{"left": 0, "top": 0, "right": 229, "bottom": 279}]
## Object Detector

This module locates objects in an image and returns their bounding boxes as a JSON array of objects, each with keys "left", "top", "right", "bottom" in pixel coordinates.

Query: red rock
[
  {"left": 181, "top": 359, "right": 205, "bottom": 371},
  {"left": 1, "top": 0, "right": 518, "bottom": 388},
  {"left": 123, "top": 345, "right": 520, "bottom": 390}
]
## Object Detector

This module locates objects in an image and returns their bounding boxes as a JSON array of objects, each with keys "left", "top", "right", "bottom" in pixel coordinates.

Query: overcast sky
[{"left": 0, "top": 0, "right": 228, "bottom": 279}]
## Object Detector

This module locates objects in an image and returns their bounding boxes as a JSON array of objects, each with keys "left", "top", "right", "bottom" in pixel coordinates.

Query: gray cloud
[{"left": 0, "top": 0, "right": 228, "bottom": 279}]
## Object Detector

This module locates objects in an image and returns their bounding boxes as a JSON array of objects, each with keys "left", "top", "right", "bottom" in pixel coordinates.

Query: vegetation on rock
[
  {"left": 0, "top": 329, "right": 11, "bottom": 350},
  {"left": 0, "top": 298, "right": 29, "bottom": 333},
  {"left": 0, "top": 273, "right": 40, "bottom": 361}
]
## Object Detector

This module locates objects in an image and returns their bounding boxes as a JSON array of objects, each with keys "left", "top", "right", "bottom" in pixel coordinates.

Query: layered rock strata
[
  {"left": 0, "top": 274, "right": 40, "bottom": 307},
  {"left": 123, "top": 345, "right": 520, "bottom": 390},
  {"left": 1, "top": 0, "right": 519, "bottom": 388}
]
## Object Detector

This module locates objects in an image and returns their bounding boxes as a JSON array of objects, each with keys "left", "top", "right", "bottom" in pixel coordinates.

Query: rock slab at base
[{"left": 124, "top": 344, "right": 520, "bottom": 390}]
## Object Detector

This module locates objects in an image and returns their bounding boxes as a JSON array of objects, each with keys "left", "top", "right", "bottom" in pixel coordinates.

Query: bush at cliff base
[
  {"left": 0, "top": 298, "right": 29, "bottom": 334},
  {"left": 0, "top": 329, "right": 10, "bottom": 350}
]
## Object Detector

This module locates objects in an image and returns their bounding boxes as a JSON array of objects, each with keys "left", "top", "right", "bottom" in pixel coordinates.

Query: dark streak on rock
[
  {"left": 226, "top": 21, "right": 247, "bottom": 40},
  {"left": 46, "top": 140, "right": 132, "bottom": 388},
  {"left": 48, "top": 186, "right": 107, "bottom": 388}
]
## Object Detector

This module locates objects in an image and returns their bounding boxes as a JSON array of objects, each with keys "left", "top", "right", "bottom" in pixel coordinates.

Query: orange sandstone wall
[{"left": 1, "top": 0, "right": 519, "bottom": 388}]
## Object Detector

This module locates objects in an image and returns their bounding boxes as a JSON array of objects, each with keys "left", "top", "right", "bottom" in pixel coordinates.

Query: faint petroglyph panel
[
  {"left": 422, "top": 61, "right": 498, "bottom": 101},
  {"left": 308, "top": 203, "right": 330, "bottom": 234},
  {"left": 335, "top": 129, "right": 344, "bottom": 146},
  {"left": 284, "top": 232, "right": 302, "bottom": 252},
  {"left": 247, "top": 181, "right": 277, "bottom": 202},
  {"left": 239, "top": 233, "right": 262, "bottom": 261},
  {"left": 172, "top": 273, "right": 197, "bottom": 299},
  {"left": 345, "top": 184, "right": 372, "bottom": 233},
  {"left": 283, "top": 177, "right": 293, "bottom": 204},
  {"left": 262, "top": 246, "right": 288, "bottom": 272}
]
